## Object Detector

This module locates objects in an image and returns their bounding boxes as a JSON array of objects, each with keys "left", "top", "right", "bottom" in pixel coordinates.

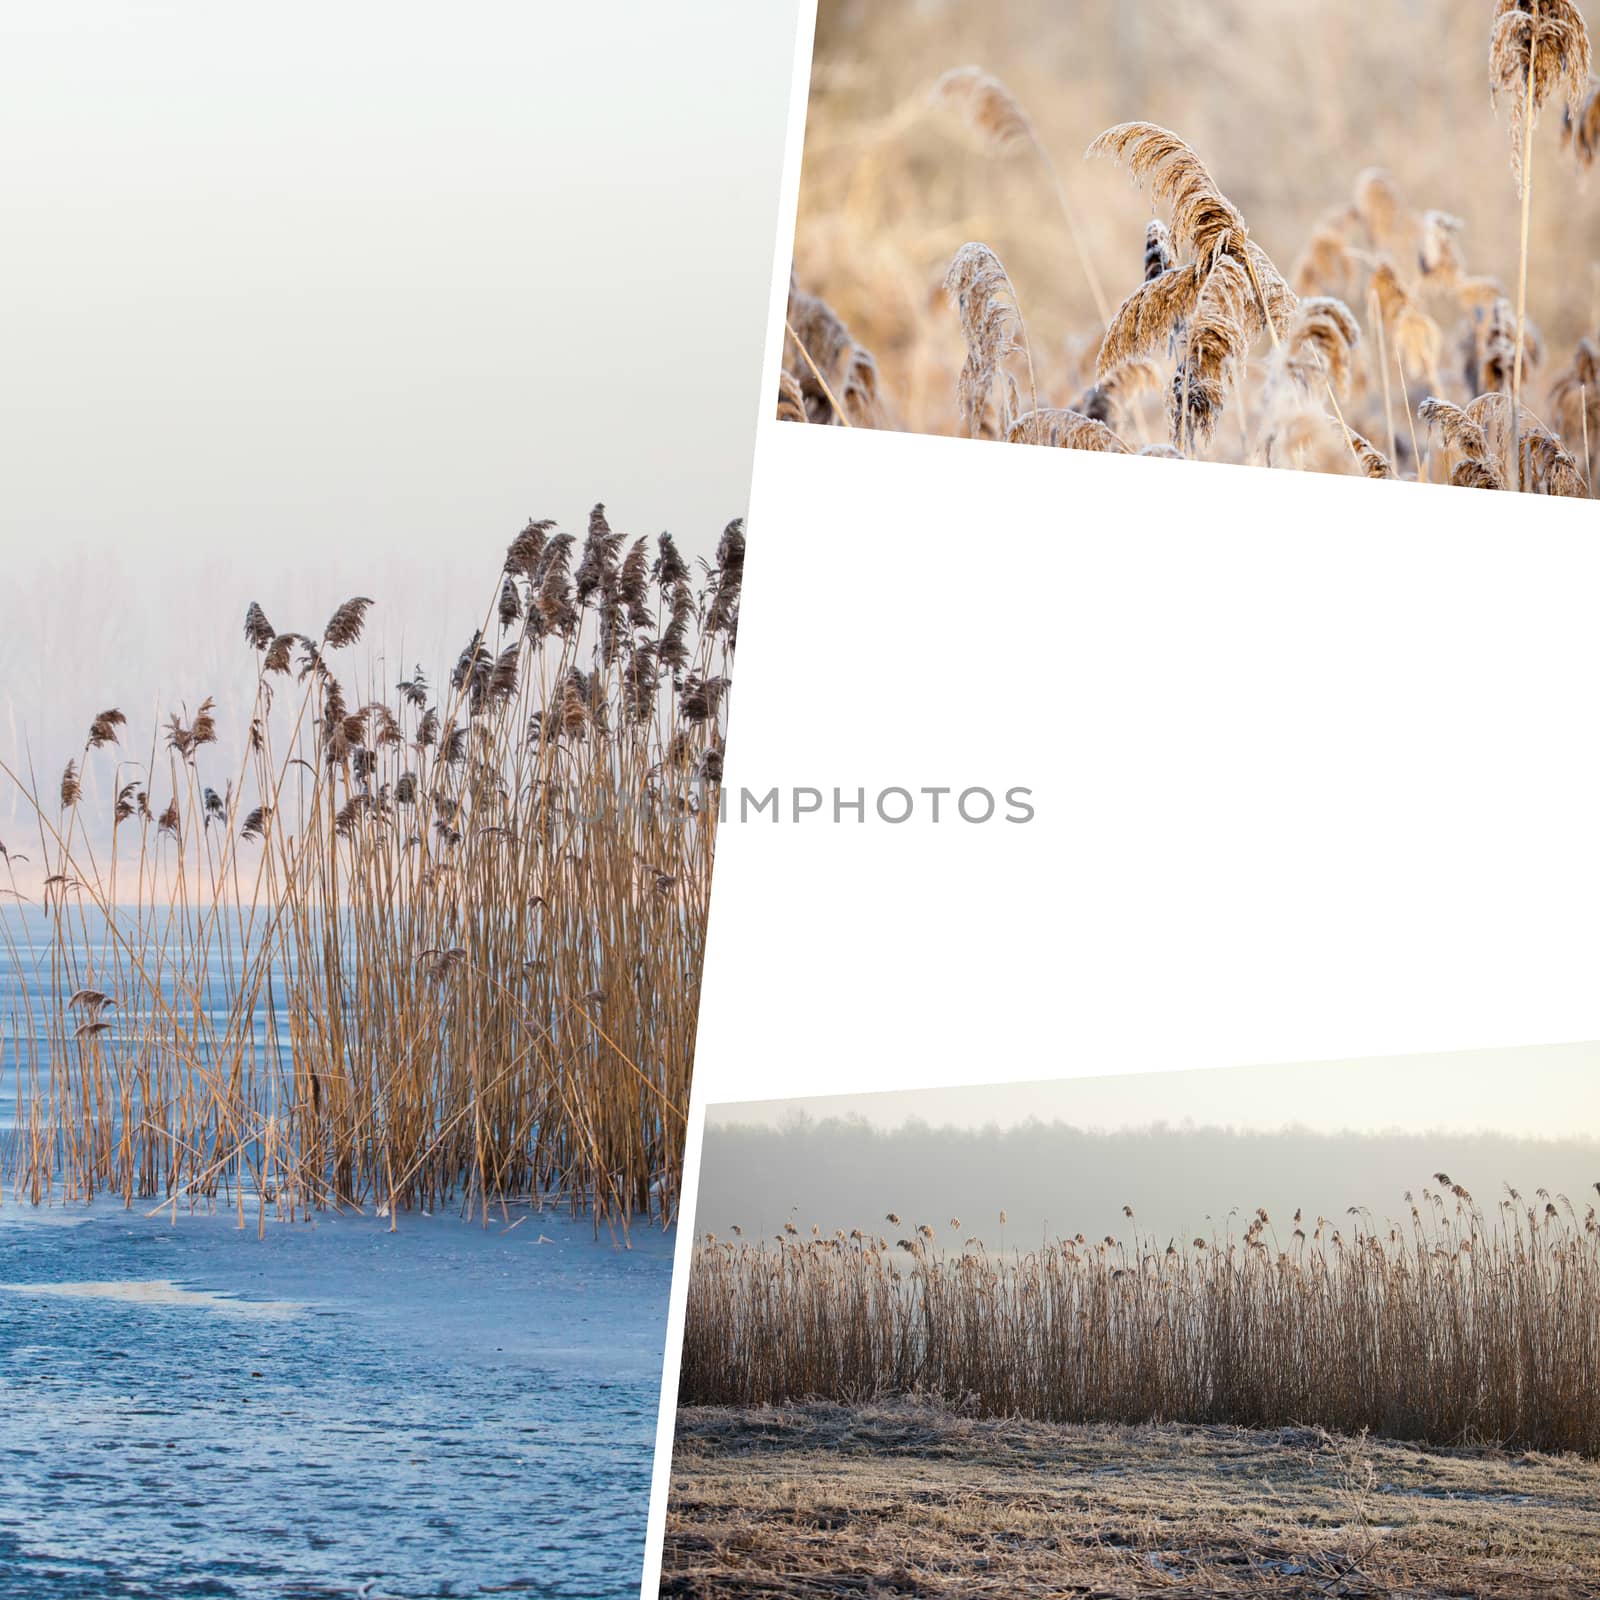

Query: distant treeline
[{"left": 696, "top": 1116, "right": 1600, "bottom": 1247}]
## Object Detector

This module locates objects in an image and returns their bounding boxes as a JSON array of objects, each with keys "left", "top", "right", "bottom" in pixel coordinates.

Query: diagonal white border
[{"left": 638, "top": 5, "right": 818, "bottom": 1594}]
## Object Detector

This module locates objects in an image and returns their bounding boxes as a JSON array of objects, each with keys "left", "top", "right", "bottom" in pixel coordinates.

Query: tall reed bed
[
  {"left": 785, "top": 0, "right": 1600, "bottom": 497},
  {"left": 682, "top": 1179, "right": 1600, "bottom": 1455},
  {"left": 0, "top": 505, "right": 740, "bottom": 1234}
]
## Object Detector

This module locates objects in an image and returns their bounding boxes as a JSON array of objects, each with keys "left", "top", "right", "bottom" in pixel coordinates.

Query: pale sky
[
  {"left": 0, "top": 3, "right": 799, "bottom": 831},
  {"left": 707, "top": 1042, "right": 1600, "bottom": 1143}
]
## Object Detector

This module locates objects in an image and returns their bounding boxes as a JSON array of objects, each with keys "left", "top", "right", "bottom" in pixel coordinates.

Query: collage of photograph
[{"left": 2, "top": 4, "right": 1597, "bottom": 1599}]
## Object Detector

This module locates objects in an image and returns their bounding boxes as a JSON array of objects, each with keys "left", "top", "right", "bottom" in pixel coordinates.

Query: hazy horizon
[
  {"left": 1, "top": 3, "right": 799, "bottom": 872},
  {"left": 706, "top": 1043, "right": 1600, "bottom": 1144},
  {"left": 696, "top": 1047, "right": 1600, "bottom": 1244},
  {"left": 696, "top": 1117, "right": 1599, "bottom": 1253}
]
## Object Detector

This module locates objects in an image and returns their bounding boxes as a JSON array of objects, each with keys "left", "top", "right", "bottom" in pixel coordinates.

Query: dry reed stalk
[
  {"left": 1490, "top": 0, "right": 1593, "bottom": 485},
  {"left": 931, "top": 66, "right": 1112, "bottom": 325},
  {"left": 681, "top": 1180, "right": 1600, "bottom": 1458},
  {"left": 0, "top": 505, "right": 741, "bottom": 1232},
  {"left": 1586, "top": 384, "right": 1595, "bottom": 493},
  {"left": 784, "top": 321, "right": 852, "bottom": 426}
]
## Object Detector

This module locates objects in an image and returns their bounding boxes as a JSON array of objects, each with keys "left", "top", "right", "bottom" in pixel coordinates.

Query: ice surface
[
  {"left": 0, "top": 1199, "right": 673, "bottom": 1598},
  {"left": 0, "top": 1278, "right": 307, "bottom": 1317}
]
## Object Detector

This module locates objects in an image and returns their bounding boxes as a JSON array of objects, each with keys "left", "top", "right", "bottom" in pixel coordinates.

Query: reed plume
[
  {"left": 1007, "top": 408, "right": 1131, "bottom": 452},
  {"left": 1491, "top": 0, "right": 1593, "bottom": 194},
  {"left": 1143, "top": 219, "right": 1176, "bottom": 282},
  {"left": 1568, "top": 77, "right": 1600, "bottom": 164},
  {"left": 930, "top": 65, "right": 1034, "bottom": 156},
  {"left": 1354, "top": 167, "right": 1407, "bottom": 249},
  {"left": 1074, "top": 357, "right": 1164, "bottom": 436},
  {"left": 776, "top": 369, "right": 807, "bottom": 424},
  {"left": 1089, "top": 123, "right": 1295, "bottom": 449},
  {"left": 1490, "top": 0, "right": 1593, "bottom": 483},
  {"left": 1347, "top": 431, "right": 1397, "bottom": 479},
  {"left": 1418, "top": 210, "right": 1468, "bottom": 287},
  {"left": 1285, "top": 297, "right": 1363, "bottom": 401},
  {"left": 786, "top": 274, "right": 882, "bottom": 427},
  {"left": 85, "top": 710, "right": 125, "bottom": 751},
  {"left": 1174, "top": 253, "right": 1276, "bottom": 449},
  {"left": 1419, "top": 396, "right": 1508, "bottom": 489},
  {"left": 932, "top": 66, "right": 1111, "bottom": 323},
  {"left": 1371, "top": 263, "right": 1444, "bottom": 391},
  {"left": 945, "top": 242, "right": 1036, "bottom": 438},
  {"left": 1469, "top": 390, "right": 1589, "bottom": 494},
  {"left": 243, "top": 603, "right": 275, "bottom": 651},
  {"left": 1088, "top": 123, "right": 1250, "bottom": 272},
  {"left": 1292, "top": 224, "right": 1357, "bottom": 300},
  {"left": 1482, "top": 296, "right": 1522, "bottom": 393},
  {"left": 1096, "top": 263, "right": 1207, "bottom": 384},
  {"left": 1549, "top": 333, "right": 1600, "bottom": 482}
]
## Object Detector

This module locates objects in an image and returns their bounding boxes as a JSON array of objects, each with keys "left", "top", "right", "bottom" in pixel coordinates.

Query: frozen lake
[
  {"left": 0, "top": 1200, "right": 672, "bottom": 1598},
  {"left": 0, "top": 904, "right": 296, "bottom": 1131}
]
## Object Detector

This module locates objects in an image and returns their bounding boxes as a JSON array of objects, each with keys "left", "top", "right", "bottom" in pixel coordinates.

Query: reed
[
  {"left": 0, "top": 504, "right": 740, "bottom": 1236},
  {"left": 930, "top": 66, "right": 1112, "bottom": 325},
  {"left": 1490, "top": 0, "right": 1593, "bottom": 484},
  {"left": 784, "top": 0, "right": 1598, "bottom": 498},
  {"left": 681, "top": 1179, "right": 1600, "bottom": 1456}
]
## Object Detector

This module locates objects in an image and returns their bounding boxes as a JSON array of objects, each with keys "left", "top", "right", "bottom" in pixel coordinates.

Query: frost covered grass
[
  {"left": 661, "top": 1399, "right": 1600, "bottom": 1598},
  {"left": 785, "top": 0, "right": 1598, "bottom": 496}
]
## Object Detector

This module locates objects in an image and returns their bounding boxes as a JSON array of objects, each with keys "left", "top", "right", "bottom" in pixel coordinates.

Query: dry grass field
[
  {"left": 0, "top": 505, "right": 740, "bottom": 1230},
  {"left": 661, "top": 1400, "right": 1600, "bottom": 1598},
  {"left": 785, "top": 0, "right": 1600, "bottom": 496}
]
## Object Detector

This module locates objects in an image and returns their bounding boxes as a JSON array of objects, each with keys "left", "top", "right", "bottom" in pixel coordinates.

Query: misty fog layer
[
  {"left": 695, "top": 1118, "right": 1600, "bottom": 1249},
  {"left": 0, "top": 2, "right": 797, "bottom": 857}
]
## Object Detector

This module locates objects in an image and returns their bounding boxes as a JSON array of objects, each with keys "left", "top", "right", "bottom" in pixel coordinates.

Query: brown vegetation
[
  {"left": 662, "top": 1400, "right": 1600, "bottom": 1598},
  {"left": 680, "top": 1180, "right": 1600, "bottom": 1456},
  {"left": 783, "top": 0, "right": 1600, "bottom": 497},
  {"left": 0, "top": 505, "right": 741, "bottom": 1233}
]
